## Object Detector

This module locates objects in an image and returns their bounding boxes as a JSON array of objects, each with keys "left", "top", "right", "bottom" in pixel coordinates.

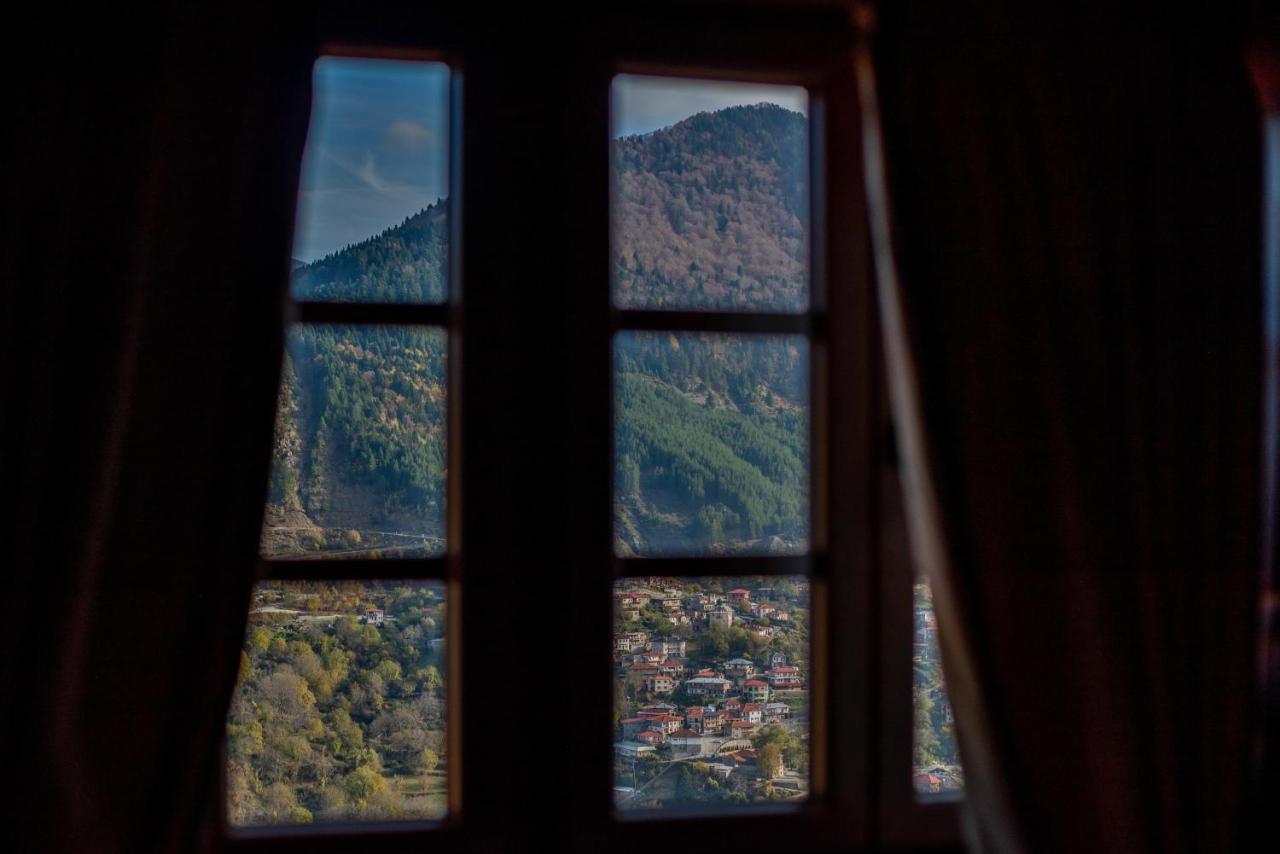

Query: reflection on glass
[
  {"left": 261, "top": 325, "right": 446, "bottom": 559},
  {"left": 614, "top": 332, "right": 809, "bottom": 557},
  {"left": 912, "top": 581, "right": 964, "bottom": 796},
  {"left": 291, "top": 57, "right": 450, "bottom": 304},
  {"left": 613, "top": 576, "right": 810, "bottom": 812},
  {"left": 226, "top": 580, "right": 448, "bottom": 827},
  {"left": 611, "top": 74, "right": 810, "bottom": 313}
]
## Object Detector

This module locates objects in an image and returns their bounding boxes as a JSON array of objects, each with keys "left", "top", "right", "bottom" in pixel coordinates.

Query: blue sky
[
  {"left": 292, "top": 62, "right": 808, "bottom": 262},
  {"left": 292, "top": 58, "right": 450, "bottom": 263}
]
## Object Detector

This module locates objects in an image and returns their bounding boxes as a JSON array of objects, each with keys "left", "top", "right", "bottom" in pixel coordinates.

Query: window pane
[
  {"left": 261, "top": 324, "right": 446, "bottom": 559},
  {"left": 291, "top": 57, "right": 450, "bottom": 304},
  {"left": 613, "top": 576, "right": 810, "bottom": 812},
  {"left": 912, "top": 581, "right": 964, "bottom": 796},
  {"left": 615, "top": 332, "right": 809, "bottom": 557},
  {"left": 612, "top": 75, "right": 809, "bottom": 312},
  {"left": 226, "top": 580, "right": 448, "bottom": 827}
]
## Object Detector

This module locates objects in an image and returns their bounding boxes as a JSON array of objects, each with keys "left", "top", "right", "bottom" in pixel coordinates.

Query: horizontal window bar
[
  {"left": 293, "top": 301, "right": 452, "bottom": 327},
  {"left": 614, "top": 309, "right": 820, "bottom": 336},
  {"left": 258, "top": 556, "right": 449, "bottom": 582},
  {"left": 228, "top": 821, "right": 458, "bottom": 852},
  {"left": 601, "top": 801, "right": 858, "bottom": 852},
  {"left": 614, "top": 554, "right": 814, "bottom": 579}
]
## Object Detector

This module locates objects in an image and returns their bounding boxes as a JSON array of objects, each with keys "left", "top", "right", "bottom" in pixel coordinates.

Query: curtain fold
[
  {"left": 861, "top": 4, "right": 1263, "bottom": 852},
  {"left": 2, "top": 5, "right": 313, "bottom": 851}
]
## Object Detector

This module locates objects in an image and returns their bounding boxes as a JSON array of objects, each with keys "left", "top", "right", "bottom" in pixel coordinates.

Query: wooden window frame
[{"left": 217, "top": 4, "right": 964, "bottom": 852}]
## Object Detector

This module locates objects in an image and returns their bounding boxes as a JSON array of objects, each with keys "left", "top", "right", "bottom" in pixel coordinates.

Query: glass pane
[
  {"left": 912, "top": 581, "right": 965, "bottom": 796},
  {"left": 614, "top": 332, "right": 809, "bottom": 557},
  {"left": 613, "top": 576, "right": 810, "bottom": 812},
  {"left": 226, "top": 580, "right": 448, "bottom": 827},
  {"left": 261, "top": 324, "right": 446, "bottom": 559},
  {"left": 291, "top": 57, "right": 450, "bottom": 304},
  {"left": 612, "top": 74, "right": 809, "bottom": 313}
]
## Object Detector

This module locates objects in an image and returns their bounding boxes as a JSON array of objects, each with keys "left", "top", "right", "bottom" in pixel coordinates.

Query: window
[
  {"left": 224, "top": 52, "right": 460, "bottom": 835},
  {"left": 609, "top": 73, "right": 816, "bottom": 813},
  {"left": 222, "top": 5, "right": 962, "bottom": 851}
]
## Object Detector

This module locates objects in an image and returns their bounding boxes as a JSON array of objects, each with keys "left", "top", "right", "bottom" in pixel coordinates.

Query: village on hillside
[
  {"left": 912, "top": 582, "right": 964, "bottom": 794},
  {"left": 612, "top": 577, "right": 811, "bottom": 809}
]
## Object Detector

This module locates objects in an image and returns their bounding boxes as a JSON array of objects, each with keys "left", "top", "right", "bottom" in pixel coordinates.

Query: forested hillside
[
  {"left": 261, "top": 104, "right": 809, "bottom": 558},
  {"left": 227, "top": 581, "right": 447, "bottom": 825},
  {"left": 615, "top": 332, "right": 808, "bottom": 555},
  {"left": 292, "top": 199, "right": 449, "bottom": 303},
  {"left": 613, "top": 103, "right": 808, "bottom": 312}
]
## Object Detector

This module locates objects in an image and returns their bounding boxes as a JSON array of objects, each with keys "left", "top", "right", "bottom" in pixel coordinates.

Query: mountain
[
  {"left": 292, "top": 199, "right": 449, "bottom": 303},
  {"left": 614, "top": 104, "right": 809, "bottom": 312},
  {"left": 263, "top": 104, "right": 810, "bottom": 557}
]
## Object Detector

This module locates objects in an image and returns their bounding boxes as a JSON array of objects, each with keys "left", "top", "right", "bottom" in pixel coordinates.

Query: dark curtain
[
  {"left": 865, "top": 3, "right": 1263, "bottom": 852},
  {"left": 1, "top": 4, "right": 312, "bottom": 851},
  {"left": 1248, "top": 27, "right": 1280, "bottom": 847}
]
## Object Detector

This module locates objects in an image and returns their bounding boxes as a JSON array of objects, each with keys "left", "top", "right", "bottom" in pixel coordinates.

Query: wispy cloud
[{"left": 322, "top": 147, "right": 390, "bottom": 192}]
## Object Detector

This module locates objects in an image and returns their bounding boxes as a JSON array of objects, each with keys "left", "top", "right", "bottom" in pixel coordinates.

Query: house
[
  {"left": 684, "top": 676, "right": 733, "bottom": 697},
  {"left": 621, "top": 717, "right": 649, "bottom": 740},
  {"left": 651, "top": 638, "right": 687, "bottom": 657},
  {"left": 741, "top": 702, "right": 764, "bottom": 724},
  {"left": 720, "top": 697, "right": 742, "bottom": 714},
  {"left": 724, "top": 657, "right": 755, "bottom": 679},
  {"left": 767, "top": 666, "right": 803, "bottom": 689},
  {"left": 769, "top": 651, "right": 788, "bottom": 669},
  {"left": 649, "top": 713, "right": 683, "bottom": 735},
  {"left": 638, "top": 702, "right": 679, "bottom": 717},
  {"left": 743, "top": 679, "right": 770, "bottom": 703},
  {"left": 748, "top": 625, "right": 775, "bottom": 639},
  {"left": 668, "top": 728, "right": 708, "bottom": 759},
  {"left": 636, "top": 729, "right": 666, "bottom": 746},
  {"left": 763, "top": 702, "right": 790, "bottom": 724},
  {"left": 617, "top": 591, "right": 649, "bottom": 608},
  {"left": 727, "top": 588, "right": 751, "bottom": 607},
  {"left": 621, "top": 607, "right": 641, "bottom": 622},
  {"left": 362, "top": 607, "right": 385, "bottom": 625},
  {"left": 645, "top": 674, "right": 675, "bottom": 695},
  {"left": 614, "top": 631, "right": 649, "bottom": 653},
  {"left": 626, "top": 662, "right": 660, "bottom": 684},
  {"left": 710, "top": 606, "right": 734, "bottom": 628},
  {"left": 615, "top": 742, "right": 657, "bottom": 762},
  {"left": 730, "top": 719, "right": 758, "bottom": 737},
  {"left": 684, "top": 706, "right": 705, "bottom": 732},
  {"left": 701, "top": 711, "right": 728, "bottom": 735}
]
